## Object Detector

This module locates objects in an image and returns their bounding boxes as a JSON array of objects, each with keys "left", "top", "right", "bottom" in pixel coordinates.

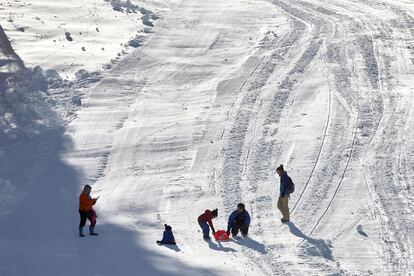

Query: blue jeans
[{"left": 198, "top": 221, "right": 210, "bottom": 238}]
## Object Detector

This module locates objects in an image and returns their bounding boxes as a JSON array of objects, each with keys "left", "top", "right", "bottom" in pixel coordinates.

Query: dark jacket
[
  {"left": 161, "top": 229, "right": 175, "bottom": 244},
  {"left": 280, "top": 172, "right": 291, "bottom": 197},
  {"left": 227, "top": 210, "right": 251, "bottom": 230}
]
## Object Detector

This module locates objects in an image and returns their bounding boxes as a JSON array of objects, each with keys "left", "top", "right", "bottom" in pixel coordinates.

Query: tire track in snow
[
  {"left": 217, "top": 34, "right": 292, "bottom": 212},
  {"left": 261, "top": 1, "right": 381, "bottom": 273},
  {"left": 290, "top": 70, "right": 332, "bottom": 214},
  {"left": 354, "top": 2, "right": 414, "bottom": 272},
  {"left": 236, "top": 1, "right": 341, "bottom": 273},
  {"left": 298, "top": 123, "right": 358, "bottom": 245},
  {"left": 276, "top": 1, "right": 362, "bottom": 246},
  {"left": 213, "top": 2, "right": 324, "bottom": 272},
  {"left": 326, "top": 1, "right": 413, "bottom": 271},
  {"left": 314, "top": 1, "right": 414, "bottom": 273}
]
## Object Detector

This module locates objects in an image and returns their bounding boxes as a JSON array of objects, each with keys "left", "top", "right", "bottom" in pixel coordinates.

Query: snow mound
[
  {"left": 0, "top": 26, "right": 101, "bottom": 146},
  {"left": 0, "top": 0, "right": 158, "bottom": 78},
  {"left": 0, "top": 65, "right": 60, "bottom": 145}
]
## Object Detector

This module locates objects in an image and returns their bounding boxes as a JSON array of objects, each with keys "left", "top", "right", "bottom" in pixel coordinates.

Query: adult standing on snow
[
  {"left": 79, "top": 185, "right": 99, "bottom": 237},
  {"left": 226, "top": 203, "right": 250, "bottom": 238},
  {"left": 277, "top": 164, "right": 294, "bottom": 223},
  {"left": 198, "top": 209, "right": 218, "bottom": 240}
]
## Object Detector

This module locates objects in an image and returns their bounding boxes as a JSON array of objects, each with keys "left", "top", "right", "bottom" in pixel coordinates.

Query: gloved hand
[
  {"left": 226, "top": 230, "right": 230, "bottom": 236},
  {"left": 212, "top": 228, "right": 216, "bottom": 235}
]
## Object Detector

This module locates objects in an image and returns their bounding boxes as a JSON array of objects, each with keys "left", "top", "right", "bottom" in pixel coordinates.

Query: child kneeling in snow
[{"left": 157, "top": 224, "right": 176, "bottom": 245}]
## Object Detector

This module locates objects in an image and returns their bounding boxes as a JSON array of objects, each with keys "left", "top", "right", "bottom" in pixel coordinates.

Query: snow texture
[{"left": 1, "top": 0, "right": 414, "bottom": 275}]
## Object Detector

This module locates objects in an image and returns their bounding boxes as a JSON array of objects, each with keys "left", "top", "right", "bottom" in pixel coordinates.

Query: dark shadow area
[
  {"left": 0, "top": 130, "right": 214, "bottom": 275},
  {"left": 233, "top": 237, "right": 267, "bottom": 254},
  {"left": 0, "top": 120, "right": 216, "bottom": 275},
  {"left": 287, "top": 222, "right": 333, "bottom": 260},
  {"left": 0, "top": 24, "right": 218, "bottom": 274},
  {"left": 0, "top": 131, "right": 216, "bottom": 275},
  {"left": 157, "top": 243, "right": 181, "bottom": 252},
  {"left": 207, "top": 239, "right": 237, "bottom": 252}
]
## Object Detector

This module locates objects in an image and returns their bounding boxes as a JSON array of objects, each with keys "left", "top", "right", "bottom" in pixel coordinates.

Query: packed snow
[{"left": 1, "top": 0, "right": 414, "bottom": 275}]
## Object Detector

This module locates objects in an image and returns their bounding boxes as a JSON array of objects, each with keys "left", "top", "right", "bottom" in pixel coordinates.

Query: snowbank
[
  {"left": 0, "top": 0, "right": 158, "bottom": 79},
  {"left": 0, "top": 24, "right": 103, "bottom": 148}
]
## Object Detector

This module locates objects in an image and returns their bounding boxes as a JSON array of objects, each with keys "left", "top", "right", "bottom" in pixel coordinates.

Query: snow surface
[
  {"left": 0, "top": 0, "right": 160, "bottom": 79},
  {"left": 1, "top": 0, "right": 414, "bottom": 275}
]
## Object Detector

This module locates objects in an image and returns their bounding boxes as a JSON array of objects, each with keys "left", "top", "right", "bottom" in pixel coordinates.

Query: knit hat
[
  {"left": 211, "top": 209, "right": 218, "bottom": 217},
  {"left": 164, "top": 224, "right": 172, "bottom": 231}
]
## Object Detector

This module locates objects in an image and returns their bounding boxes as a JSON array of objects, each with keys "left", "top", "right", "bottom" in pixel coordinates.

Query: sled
[{"left": 214, "top": 230, "right": 229, "bottom": 241}]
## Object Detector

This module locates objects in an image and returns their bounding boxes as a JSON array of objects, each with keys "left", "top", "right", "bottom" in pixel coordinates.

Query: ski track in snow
[{"left": 1, "top": 0, "right": 414, "bottom": 275}]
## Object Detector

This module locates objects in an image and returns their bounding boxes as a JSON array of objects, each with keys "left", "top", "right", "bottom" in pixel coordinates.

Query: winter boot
[
  {"left": 89, "top": 225, "right": 98, "bottom": 236},
  {"left": 79, "top": 227, "right": 85, "bottom": 237}
]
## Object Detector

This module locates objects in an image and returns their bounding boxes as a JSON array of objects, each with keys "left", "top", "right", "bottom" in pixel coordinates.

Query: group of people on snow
[
  {"left": 77, "top": 164, "right": 295, "bottom": 242},
  {"left": 197, "top": 203, "right": 251, "bottom": 240}
]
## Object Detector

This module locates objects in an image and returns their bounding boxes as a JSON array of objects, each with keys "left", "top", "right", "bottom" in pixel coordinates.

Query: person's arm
[
  {"left": 227, "top": 211, "right": 236, "bottom": 231},
  {"left": 92, "top": 196, "right": 99, "bottom": 205},
  {"left": 208, "top": 219, "right": 215, "bottom": 233},
  {"left": 244, "top": 211, "right": 251, "bottom": 226}
]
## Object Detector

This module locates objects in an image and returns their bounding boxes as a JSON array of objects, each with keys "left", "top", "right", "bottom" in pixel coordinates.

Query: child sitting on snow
[{"left": 157, "top": 224, "right": 176, "bottom": 245}]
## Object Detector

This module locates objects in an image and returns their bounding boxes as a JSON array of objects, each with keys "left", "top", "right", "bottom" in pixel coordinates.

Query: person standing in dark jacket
[
  {"left": 198, "top": 209, "right": 218, "bottom": 240},
  {"left": 226, "top": 203, "right": 250, "bottom": 238},
  {"left": 277, "top": 164, "right": 291, "bottom": 223}
]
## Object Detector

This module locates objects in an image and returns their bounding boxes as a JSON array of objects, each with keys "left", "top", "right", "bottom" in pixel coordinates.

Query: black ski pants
[
  {"left": 231, "top": 222, "right": 249, "bottom": 236},
  {"left": 79, "top": 210, "right": 95, "bottom": 227}
]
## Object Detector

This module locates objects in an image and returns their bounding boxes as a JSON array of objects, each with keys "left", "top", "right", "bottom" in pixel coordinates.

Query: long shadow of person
[
  {"left": 207, "top": 239, "right": 237, "bottom": 252},
  {"left": 233, "top": 237, "right": 267, "bottom": 254},
  {"left": 287, "top": 222, "right": 333, "bottom": 260}
]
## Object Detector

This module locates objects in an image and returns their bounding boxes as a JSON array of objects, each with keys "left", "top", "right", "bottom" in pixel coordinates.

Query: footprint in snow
[{"left": 357, "top": 225, "right": 368, "bottom": 237}]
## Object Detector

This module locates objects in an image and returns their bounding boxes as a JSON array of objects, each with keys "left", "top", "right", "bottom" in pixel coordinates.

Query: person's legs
[
  {"left": 88, "top": 210, "right": 98, "bottom": 235},
  {"left": 281, "top": 197, "right": 290, "bottom": 221},
  {"left": 198, "top": 222, "right": 210, "bottom": 239},
  {"left": 90, "top": 210, "right": 97, "bottom": 226},
  {"left": 79, "top": 211, "right": 88, "bottom": 236},
  {"left": 88, "top": 213, "right": 98, "bottom": 235},
  {"left": 277, "top": 197, "right": 284, "bottom": 218},
  {"left": 231, "top": 223, "right": 240, "bottom": 236},
  {"left": 199, "top": 221, "right": 210, "bottom": 238},
  {"left": 162, "top": 240, "right": 176, "bottom": 245},
  {"left": 240, "top": 224, "right": 249, "bottom": 236}
]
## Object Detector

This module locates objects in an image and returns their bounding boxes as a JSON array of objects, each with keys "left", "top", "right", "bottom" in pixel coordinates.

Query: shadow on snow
[
  {"left": 0, "top": 130, "right": 215, "bottom": 275},
  {"left": 233, "top": 237, "right": 267, "bottom": 254},
  {"left": 287, "top": 222, "right": 333, "bottom": 260},
  {"left": 207, "top": 239, "right": 237, "bottom": 252}
]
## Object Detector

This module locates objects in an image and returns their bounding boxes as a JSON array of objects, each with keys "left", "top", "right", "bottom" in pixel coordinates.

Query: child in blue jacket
[
  {"left": 226, "top": 203, "right": 250, "bottom": 238},
  {"left": 157, "top": 224, "right": 176, "bottom": 245}
]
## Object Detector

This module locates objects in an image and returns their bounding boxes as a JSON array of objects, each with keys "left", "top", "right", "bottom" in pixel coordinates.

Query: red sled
[{"left": 214, "top": 230, "right": 229, "bottom": 241}]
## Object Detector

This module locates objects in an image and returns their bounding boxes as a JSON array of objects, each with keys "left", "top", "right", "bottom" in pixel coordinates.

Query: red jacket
[
  {"left": 198, "top": 210, "right": 214, "bottom": 229},
  {"left": 79, "top": 192, "right": 96, "bottom": 211}
]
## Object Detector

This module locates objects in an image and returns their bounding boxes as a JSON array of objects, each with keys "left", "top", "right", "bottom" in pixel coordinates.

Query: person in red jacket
[
  {"left": 79, "top": 185, "right": 99, "bottom": 237},
  {"left": 198, "top": 209, "right": 218, "bottom": 240}
]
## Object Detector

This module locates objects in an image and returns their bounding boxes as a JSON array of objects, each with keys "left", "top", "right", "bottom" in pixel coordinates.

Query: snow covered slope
[
  {"left": 1, "top": 0, "right": 414, "bottom": 275},
  {"left": 0, "top": 0, "right": 160, "bottom": 79}
]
